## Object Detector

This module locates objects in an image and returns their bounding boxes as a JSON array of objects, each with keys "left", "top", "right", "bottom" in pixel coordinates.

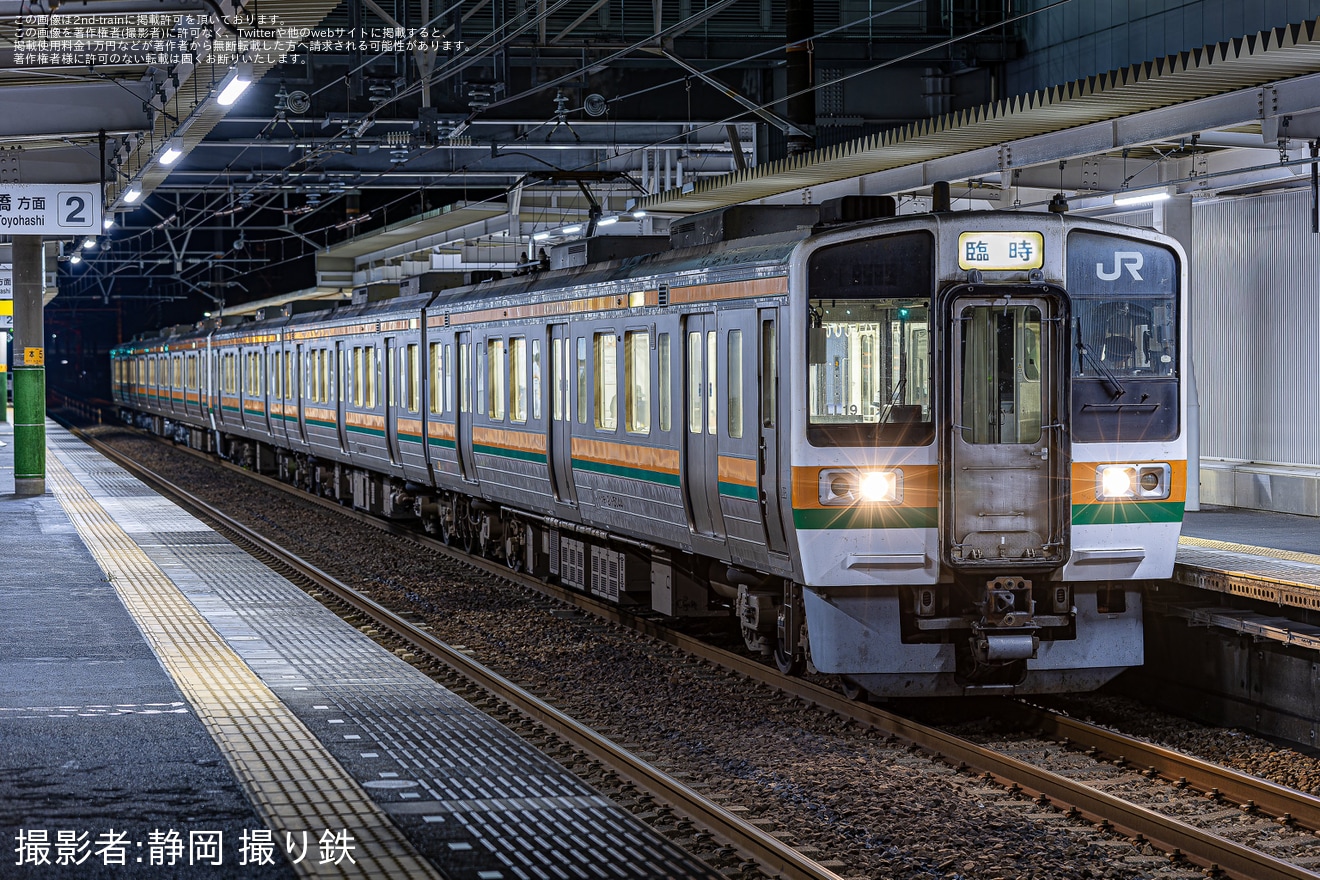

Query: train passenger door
[
  {"left": 683, "top": 313, "right": 726, "bottom": 539},
  {"left": 335, "top": 341, "right": 349, "bottom": 453},
  {"left": 455, "top": 331, "right": 476, "bottom": 482},
  {"left": 384, "top": 337, "right": 399, "bottom": 465},
  {"left": 293, "top": 343, "right": 307, "bottom": 445},
  {"left": 547, "top": 323, "right": 576, "bottom": 506},
  {"left": 758, "top": 310, "right": 788, "bottom": 555},
  {"left": 946, "top": 290, "right": 1067, "bottom": 567}
]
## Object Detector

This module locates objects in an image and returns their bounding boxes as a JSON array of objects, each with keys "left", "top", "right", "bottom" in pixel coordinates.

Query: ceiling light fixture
[
  {"left": 158, "top": 137, "right": 185, "bottom": 166},
  {"left": 561, "top": 224, "right": 582, "bottom": 234},
  {"left": 103, "top": 216, "right": 115, "bottom": 230},
  {"left": 631, "top": 210, "right": 647, "bottom": 219},
  {"left": 216, "top": 61, "right": 254, "bottom": 107},
  {"left": 123, "top": 187, "right": 142, "bottom": 204},
  {"left": 532, "top": 231, "right": 551, "bottom": 241},
  {"left": 1113, "top": 184, "right": 1175, "bottom": 207},
  {"left": 597, "top": 215, "right": 618, "bottom": 227},
  {"left": 82, "top": 236, "right": 97, "bottom": 249}
]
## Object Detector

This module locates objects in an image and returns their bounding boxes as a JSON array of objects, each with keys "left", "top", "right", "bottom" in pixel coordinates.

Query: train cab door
[
  {"left": 384, "top": 337, "right": 400, "bottom": 465},
  {"left": 683, "top": 313, "right": 727, "bottom": 540},
  {"left": 455, "top": 331, "right": 477, "bottom": 482},
  {"left": 547, "top": 323, "right": 576, "bottom": 506},
  {"left": 945, "top": 290, "right": 1068, "bottom": 568}
]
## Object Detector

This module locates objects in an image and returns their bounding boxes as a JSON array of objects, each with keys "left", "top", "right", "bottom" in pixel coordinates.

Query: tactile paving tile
[{"left": 47, "top": 428, "right": 720, "bottom": 880}]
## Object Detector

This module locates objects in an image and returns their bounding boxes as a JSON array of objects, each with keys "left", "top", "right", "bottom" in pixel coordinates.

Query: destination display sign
[
  {"left": 957, "top": 231, "right": 1044, "bottom": 271},
  {"left": 0, "top": 184, "right": 101, "bottom": 235}
]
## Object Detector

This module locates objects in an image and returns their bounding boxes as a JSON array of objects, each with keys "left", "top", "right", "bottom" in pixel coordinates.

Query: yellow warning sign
[{"left": 23, "top": 347, "right": 43, "bottom": 366}]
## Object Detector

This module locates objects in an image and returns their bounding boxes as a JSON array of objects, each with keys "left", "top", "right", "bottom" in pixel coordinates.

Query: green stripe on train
[
  {"left": 572, "top": 457, "right": 680, "bottom": 487},
  {"left": 718, "top": 481, "right": 758, "bottom": 501},
  {"left": 346, "top": 424, "right": 386, "bottom": 438},
  {"left": 474, "top": 443, "right": 547, "bottom": 464},
  {"left": 1071, "top": 501, "right": 1185, "bottom": 525},
  {"left": 793, "top": 506, "right": 938, "bottom": 530},
  {"left": 427, "top": 437, "right": 457, "bottom": 450}
]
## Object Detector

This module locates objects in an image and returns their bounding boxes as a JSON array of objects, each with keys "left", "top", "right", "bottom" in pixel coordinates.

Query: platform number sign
[{"left": 0, "top": 184, "right": 101, "bottom": 235}]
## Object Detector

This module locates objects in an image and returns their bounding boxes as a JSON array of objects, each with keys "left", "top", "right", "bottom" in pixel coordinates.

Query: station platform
[{"left": 0, "top": 420, "right": 718, "bottom": 879}]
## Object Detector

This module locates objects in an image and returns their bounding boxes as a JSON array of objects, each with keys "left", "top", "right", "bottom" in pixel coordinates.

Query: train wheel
[
  {"left": 840, "top": 677, "right": 868, "bottom": 702},
  {"left": 773, "top": 639, "right": 804, "bottom": 677},
  {"left": 504, "top": 538, "right": 524, "bottom": 571}
]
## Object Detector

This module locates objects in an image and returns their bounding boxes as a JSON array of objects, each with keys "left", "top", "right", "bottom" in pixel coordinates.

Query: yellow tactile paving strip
[
  {"left": 1180, "top": 535, "right": 1320, "bottom": 568},
  {"left": 46, "top": 452, "right": 443, "bottom": 880}
]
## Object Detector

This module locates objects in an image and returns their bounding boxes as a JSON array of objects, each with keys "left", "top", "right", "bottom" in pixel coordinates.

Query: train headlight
[
  {"left": 1098, "top": 465, "right": 1135, "bottom": 499},
  {"left": 1095, "top": 463, "right": 1171, "bottom": 500},
  {"left": 819, "top": 469, "right": 903, "bottom": 505}
]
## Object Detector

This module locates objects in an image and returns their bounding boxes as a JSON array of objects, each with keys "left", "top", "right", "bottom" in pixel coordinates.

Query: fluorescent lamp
[
  {"left": 103, "top": 216, "right": 115, "bottom": 230},
  {"left": 1113, "top": 185, "right": 1174, "bottom": 207},
  {"left": 159, "top": 137, "right": 184, "bottom": 166},
  {"left": 631, "top": 210, "right": 647, "bottom": 219},
  {"left": 597, "top": 215, "right": 619, "bottom": 227},
  {"left": 123, "top": 187, "right": 142, "bottom": 204},
  {"left": 561, "top": 224, "right": 582, "bottom": 234},
  {"left": 69, "top": 253, "right": 82, "bottom": 264},
  {"left": 82, "top": 236, "right": 97, "bottom": 249},
  {"left": 532, "top": 231, "right": 551, "bottom": 241},
  {"left": 216, "top": 61, "right": 254, "bottom": 107}
]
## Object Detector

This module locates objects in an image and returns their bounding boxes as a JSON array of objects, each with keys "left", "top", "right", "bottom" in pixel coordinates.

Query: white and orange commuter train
[{"left": 112, "top": 200, "right": 1187, "bottom": 697}]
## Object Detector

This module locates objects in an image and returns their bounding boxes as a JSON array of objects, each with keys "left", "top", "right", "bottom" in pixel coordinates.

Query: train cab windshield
[
  {"left": 1066, "top": 231, "right": 1180, "bottom": 441},
  {"left": 806, "top": 231, "right": 936, "bottom": 447}
]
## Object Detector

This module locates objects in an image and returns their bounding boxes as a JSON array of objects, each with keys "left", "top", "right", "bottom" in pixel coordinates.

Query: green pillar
[{"left": 12, "top": 236, "right": 44, "bottom": 495}]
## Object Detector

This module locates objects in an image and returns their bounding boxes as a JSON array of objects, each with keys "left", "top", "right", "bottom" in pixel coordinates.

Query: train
[{"left": 111, "top": 198, "right": 1188, "bottom": 697}]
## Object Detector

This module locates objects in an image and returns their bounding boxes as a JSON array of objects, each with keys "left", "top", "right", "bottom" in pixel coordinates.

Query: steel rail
[
  {"left": 78, "top": 420, "right": 1320, "bottom": 880},
  {"left": 1017, "top": 704, "right": 1320, "bottom": 830},
  {"left": 76, "top": 428, "right": 847, "bottom": 880}
]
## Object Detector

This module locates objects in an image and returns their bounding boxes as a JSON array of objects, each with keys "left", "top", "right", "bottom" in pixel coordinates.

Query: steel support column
[{"left": 12, "top": 235, "right": 44, "bottom": 495}]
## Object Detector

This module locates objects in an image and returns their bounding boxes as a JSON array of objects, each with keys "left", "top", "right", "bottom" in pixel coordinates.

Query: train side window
[
  {"left": 727, "top": 330, "right": 743, "bottom": 439},
  {"left": 706, "top": 330, "right": 717, "bottom": 435},
  {"left": 658, "top": 333, "right": 671, "bottom": 433},
  {"left": 429, "top": 342, "right": 443, "bottom": 414},
  {"left": 406, "top": 343, "right": 420, "bottom": 413},
  {"left": 444, "top": 343, "right": 453, "bottom": 413},
  {"left": 368, "top": 347, "right": 379, "bottom": 408},
  {"left": 477, "top": 337, "right": 493, "bottom": 419},
  {"left": 624, "top": 330, "right": 649, "bottom": 435},
  {"left": 510, "top": 336, "right": 526, "bottom": 423},
  {"left": 687, "top": 332, "right": 702, "bottom": 434},
  {"left": 149, "top": 356, "right": 156, "bottom": 387},
  {"left": 552, "top": 338, "right": 564, "bottom": 421},
  {"left": 594, "top": 332, "right": 617, "bottom": 431},
  {"left": 352, "top": 347, "right": 363, "bottom": 406},
  {"left": 459, "top": 342, "right": 470, "bottom": 413},
  {"left": 478, "top": 340, "right": 492, "bottom": 418},
  {"left": 761, "top": 320, "right": 776, "bottom": 428},
  {"left": 576, "top": 337, "right": 588, "bottom": 425},
  {"left": 530, "top": 339, "right": 541, "bottom": 421}
]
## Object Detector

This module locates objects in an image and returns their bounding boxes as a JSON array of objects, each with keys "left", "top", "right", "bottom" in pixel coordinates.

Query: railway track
[{"left": 70, "top": 415, "right": 1320, "bottom": 880}]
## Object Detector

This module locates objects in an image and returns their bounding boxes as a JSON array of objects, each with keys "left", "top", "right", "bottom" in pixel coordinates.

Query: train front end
[{"left": 783, "top": 212, "right": 1187, "bottom": 696}]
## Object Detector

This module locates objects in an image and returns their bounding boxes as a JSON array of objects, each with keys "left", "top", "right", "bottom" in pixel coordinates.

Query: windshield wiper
[{"left": 1075, "top": 340, "right": 1126, "bottom": 399}]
